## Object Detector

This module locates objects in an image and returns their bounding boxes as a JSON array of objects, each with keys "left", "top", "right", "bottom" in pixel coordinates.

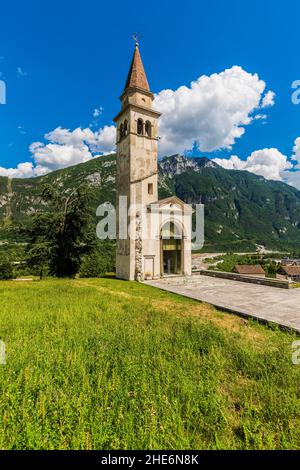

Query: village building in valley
[
  {"left": 277, "top": 266, "right": 300, "bottom": 283},
  {"left": 233, "top": 265, "right": 266, "bottom": 278}
]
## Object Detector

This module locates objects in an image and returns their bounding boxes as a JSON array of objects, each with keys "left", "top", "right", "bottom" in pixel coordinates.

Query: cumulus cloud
[
  {"left": 283, "top": 138, "right": 300, "bottom": 189},
  {"left": 254, "top": 113, "right": 267, "bottom": 121},
  {"left": 30, "top": 142, "right": 93, "bottom": 173},
  {"left": 285, "top": 171, "right": 300, "bottom": 189},
  {"left": 43, "top": 125, "right": 116, "bottom": 154},
  {"left": 0, "top": 162, "right": 36, "bottom": 178},
  {"left": 292, "top": 137, "right": 300, "bottom": 165},
  {"left": 0, "top": 65, "right": 277, "bottom": 178},
  {"left": 214, "top": 148, "right": 292, "bottom": 181},
  {"left": 261, "top": 90, "right": 275, "bottom": 108},
  {"left": 0, "top": 125, "right": 116, "bottom": 178},
  {"left": 154, "top": 66, "right": 275, "bottom": 155}
]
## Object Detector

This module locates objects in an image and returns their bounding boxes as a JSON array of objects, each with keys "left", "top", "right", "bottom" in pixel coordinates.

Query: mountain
[
  {"left": 1, "top": 154, "right": 300, "bottom": 251},
  {"left": 159, "top": 155, "right": 300, "bottom": 251},
  {"left": 159, "top": 154, "right": 219, "bottom": 177}
]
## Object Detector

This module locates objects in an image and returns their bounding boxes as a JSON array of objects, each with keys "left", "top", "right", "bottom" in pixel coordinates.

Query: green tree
[
  {"left": 26, "top": 184, "right": 93, "bottom": 278},
  {"left": 26, "top": 242, "right": 50, "bottom": 280},
  {"left": 263, "top": 260, "right": 279, "bottom": 278}
]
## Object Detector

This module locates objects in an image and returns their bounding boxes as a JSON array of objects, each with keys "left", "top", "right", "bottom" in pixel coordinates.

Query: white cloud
[
  {"left": 214, "top": 139, "right": 300, "bottom": 190},
  {"left": 93, "top": 107, "right": 103, "bottom": 118},
  {"left": 254, "top": 113, "right": 267, "bottom": 121},
  {"left": 0, "top": 125, "right": 116, "bottom": 178},
  {"left": 213, "top": 154, "right": 246, "bottom": 171},
  {"left": 283, "top": 138, "right": 300, "bottom": 189},
  {"left": 292, "top": 137, "right": 300, "bottom": 165},
  {"left": 30, "top": 125, "right": 116, "bottom": 173},
  {"left": 0, "top": 162, "right": 35, "bottom": 178},
  {"left": 214, "top": 148, "right": 292, "bottom": 181},
  {"left": 44, "top": 125, "right": 116, "bottom": 154},
  {"left": 284, "top": 171, "right": 300, "bottom": 189},
  {"left": 154, "top": 66, "right": 275, "bottom": 155},
  {"left": 30, "top": 142, "right": 93, "bottom": 173},
  {"left": 0, "top": 65, "right": 279, "bottom": 179},
  {"left": 17, "top": 125, "right": 26, "bottom": 135},
  {"left": 91, "top": 125, "right": 116, "bottom": 153},
  {"left": 44, "top": 127, "right": 96, "bottom": 148}
]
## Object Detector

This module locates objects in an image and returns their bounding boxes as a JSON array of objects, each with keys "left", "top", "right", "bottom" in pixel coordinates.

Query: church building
[{"left": 113, "top": 41, "right": 193, "bottom": 281}]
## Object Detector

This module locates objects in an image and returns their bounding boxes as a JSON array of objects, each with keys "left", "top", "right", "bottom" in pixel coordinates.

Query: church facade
[{"left": 113, "top": 42, "right": 193, "bottom": 281}]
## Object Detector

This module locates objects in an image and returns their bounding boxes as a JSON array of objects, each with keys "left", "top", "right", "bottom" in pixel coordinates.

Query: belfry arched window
[
  {"left": 137, "top": 118, "right": 144, "bottom": 135},
  {"left": 124, "top": 120, "right": 128, "bottom": 137},
  {"left": 145, "top": 121, "right": 151, "bottom": 137}
]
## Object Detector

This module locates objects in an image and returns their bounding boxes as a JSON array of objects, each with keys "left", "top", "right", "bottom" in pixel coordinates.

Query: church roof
[
  {"left": 280, "top": 266, "right": 300, "bottom": 276},
  {"left": 124, "top": 44, "right": 150, "bottom": 92}
]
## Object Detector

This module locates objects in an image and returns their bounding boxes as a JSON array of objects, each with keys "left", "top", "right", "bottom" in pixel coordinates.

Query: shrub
[
  {"left": 80, "top": 252, "right": 111, "bottom": 278},
  {"left": 0, "top": 259, "right": 14, "bottom": 280}
]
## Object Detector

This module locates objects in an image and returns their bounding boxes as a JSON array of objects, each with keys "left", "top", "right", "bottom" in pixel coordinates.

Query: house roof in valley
[
  {"left": 281, "top": 266, "right": 300, "bottom": 276},
  {"left": 234, "top": 265, "right": 265, "bottom": 275}
]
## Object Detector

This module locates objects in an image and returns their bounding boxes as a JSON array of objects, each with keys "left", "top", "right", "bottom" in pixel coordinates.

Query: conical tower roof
[{"left": 124, "top": 43, "right": 150, "bottom": 92}]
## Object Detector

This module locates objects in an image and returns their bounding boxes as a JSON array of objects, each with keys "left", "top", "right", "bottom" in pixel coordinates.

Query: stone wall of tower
[{"left": 115, "top": 116, "right": 132, "bottom": 280}]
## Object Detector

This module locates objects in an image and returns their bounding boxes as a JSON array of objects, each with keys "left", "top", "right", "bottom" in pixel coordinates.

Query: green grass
[{"left": 0, "top": 278, "right": 300, "bottom": 450}]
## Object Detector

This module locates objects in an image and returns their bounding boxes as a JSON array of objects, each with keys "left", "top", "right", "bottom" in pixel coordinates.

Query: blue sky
[{"left": 0, "top": 0, "right": 300, "bottom": 186}]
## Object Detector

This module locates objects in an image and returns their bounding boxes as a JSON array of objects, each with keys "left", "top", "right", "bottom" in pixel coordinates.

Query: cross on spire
[{"left": 132, "top": 32, "right": 139, "bottom": 47}]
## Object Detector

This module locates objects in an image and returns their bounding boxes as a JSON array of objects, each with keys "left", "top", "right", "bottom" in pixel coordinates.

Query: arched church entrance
[{"left": 161, "top": 222, "right": 183, "bottom": 275}]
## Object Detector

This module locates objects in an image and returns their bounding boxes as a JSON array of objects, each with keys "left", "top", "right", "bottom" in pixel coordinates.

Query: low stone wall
[{"left": 197, "top": 269, "right": 291, "bottom": 289}]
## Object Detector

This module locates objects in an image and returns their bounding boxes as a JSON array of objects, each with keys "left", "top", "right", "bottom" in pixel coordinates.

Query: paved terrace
[{"left": 145, "top": 275, "right": 300, "bottom": 333}]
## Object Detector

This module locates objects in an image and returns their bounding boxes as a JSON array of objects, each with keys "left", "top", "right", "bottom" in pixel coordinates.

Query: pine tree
[{"left": 26, "top": 183, "right": 93, "bottom": 278}]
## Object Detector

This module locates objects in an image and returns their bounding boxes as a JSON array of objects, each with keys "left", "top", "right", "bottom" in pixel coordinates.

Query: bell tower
[{"left": 114, "top": 40, "right": 161, "bottom": 280}]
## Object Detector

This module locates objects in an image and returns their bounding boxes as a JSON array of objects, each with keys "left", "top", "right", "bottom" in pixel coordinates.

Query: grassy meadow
[{"left": 0, "top": 278, "right": 299, "bottom": 450}]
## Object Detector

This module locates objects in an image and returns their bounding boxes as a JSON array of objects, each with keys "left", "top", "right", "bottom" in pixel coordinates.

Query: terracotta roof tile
[
  {"left": 234, "top": 265, "right": 265, "bottom": 275},
  {"left": 281, "top": 266, "right": 300, "bottom": 276}
]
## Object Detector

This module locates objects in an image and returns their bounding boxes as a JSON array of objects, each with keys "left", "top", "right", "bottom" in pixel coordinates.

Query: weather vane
[{"left": 132, "top": 32, "right": 139, "bottom": 46}]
